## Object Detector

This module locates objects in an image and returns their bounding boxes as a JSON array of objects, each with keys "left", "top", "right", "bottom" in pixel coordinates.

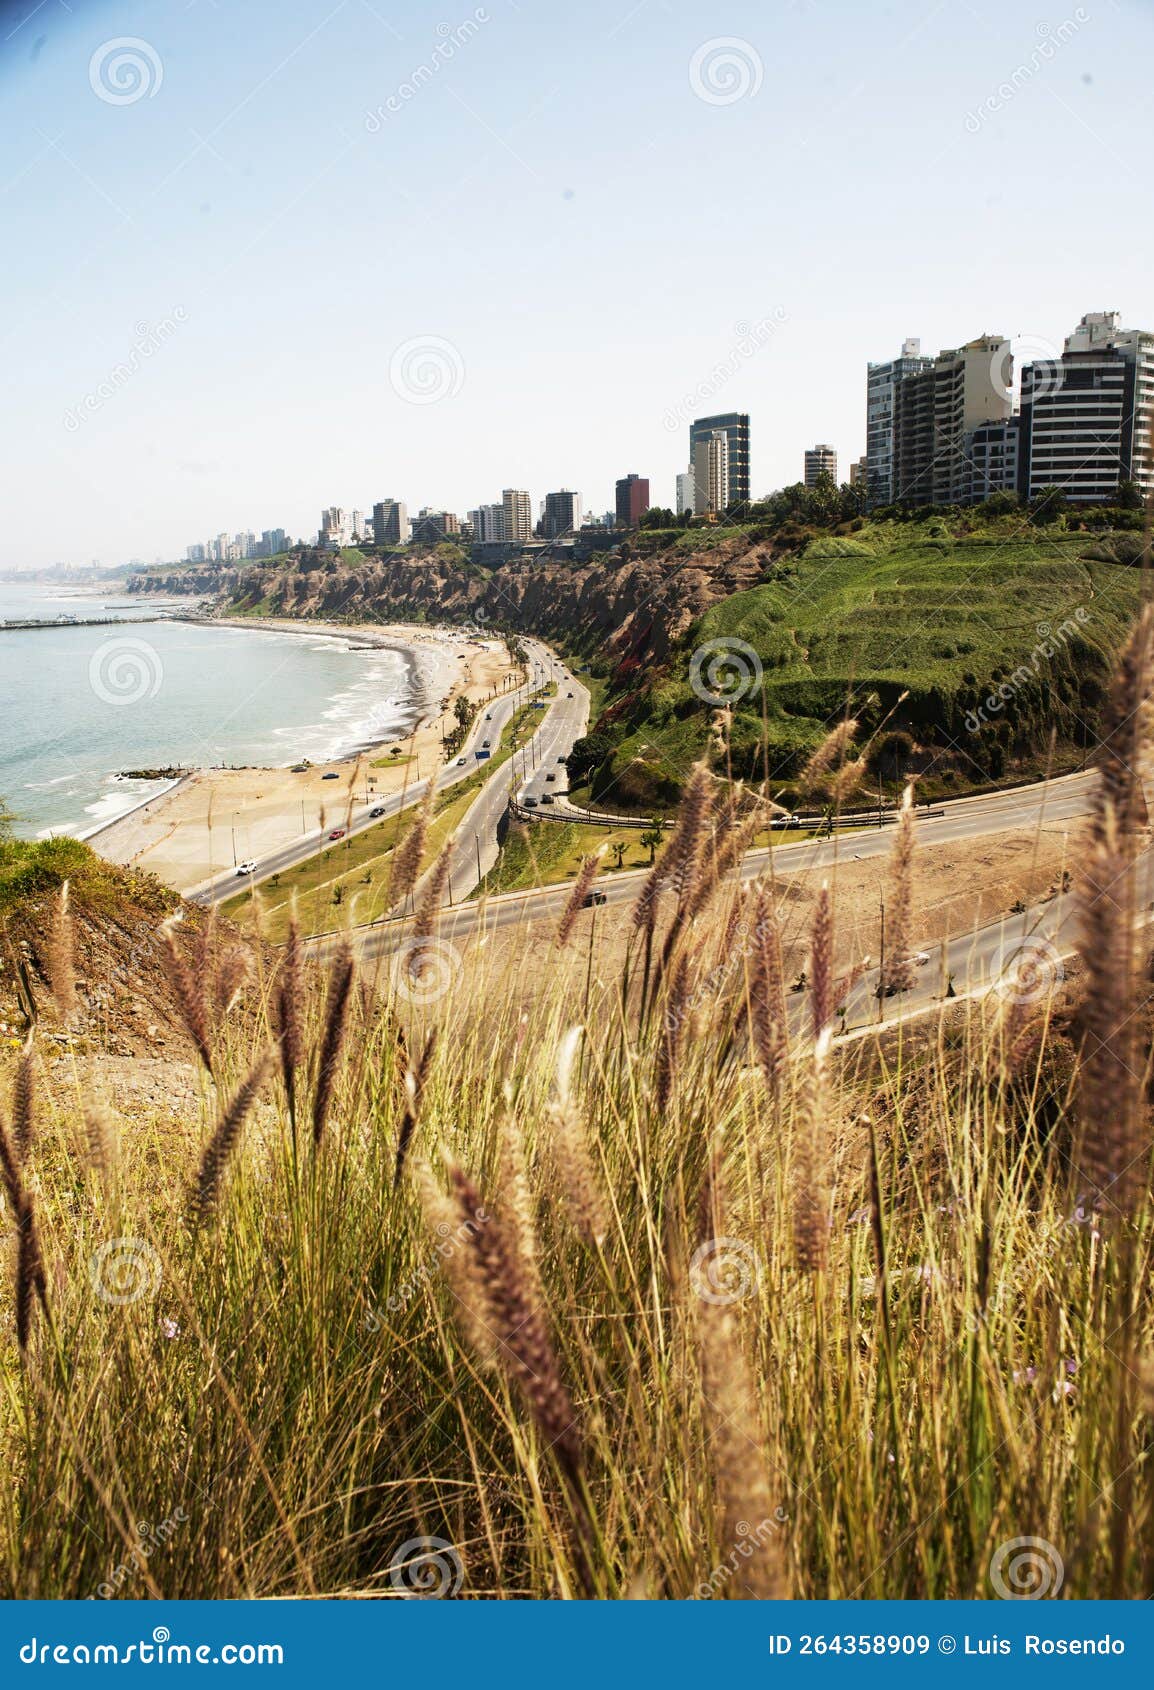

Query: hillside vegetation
[{"left": 572, "top": 519, "right": 1149, "bottom": 810}]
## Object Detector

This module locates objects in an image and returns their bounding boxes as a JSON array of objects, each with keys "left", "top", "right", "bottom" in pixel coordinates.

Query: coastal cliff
[{"left": 129, "top": 528, "right": 776, "bottom": 663}]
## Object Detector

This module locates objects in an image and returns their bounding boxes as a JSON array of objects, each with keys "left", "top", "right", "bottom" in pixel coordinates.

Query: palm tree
[{"left": 640, "top": 823, "right": 664, "bottom": 865}]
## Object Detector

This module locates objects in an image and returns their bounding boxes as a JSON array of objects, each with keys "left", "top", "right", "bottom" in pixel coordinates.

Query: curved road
[
  {"left": 189, "top": 637, "right": 573, "bottom": 907},
  {"left": 329, "top": 760, "right": 1102, "bottom": 1035}
]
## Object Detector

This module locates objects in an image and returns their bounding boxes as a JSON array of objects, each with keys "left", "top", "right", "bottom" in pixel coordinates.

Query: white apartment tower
[
  {"left": 501, "top": 488, "right": 532, "bottom": 544},
  {"left": 1019, "top": 311, "right": 1154, "bottom": 503},
  {"left": 693, "top": 431, "right": 729, "bottom": 514},
  {"left": 804, "top": 444, "right": 838, "bottom": 487}
]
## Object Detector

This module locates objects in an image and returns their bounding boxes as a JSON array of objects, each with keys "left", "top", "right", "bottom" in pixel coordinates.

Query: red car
[{"left": 328, "top": 828, "right": 347, "bottom": 841}]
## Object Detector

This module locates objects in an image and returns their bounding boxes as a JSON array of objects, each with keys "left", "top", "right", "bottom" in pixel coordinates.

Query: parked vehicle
[{"left": 321, "top": 771, "right": 339, "bottom": 780}]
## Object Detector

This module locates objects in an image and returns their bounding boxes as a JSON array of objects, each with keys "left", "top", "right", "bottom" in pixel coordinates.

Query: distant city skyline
[{"left": 2, "top": 0, "right": 1150, "bottom": 568}]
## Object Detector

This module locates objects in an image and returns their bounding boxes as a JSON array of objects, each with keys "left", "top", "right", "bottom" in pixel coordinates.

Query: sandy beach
[{"left": 89, "top": 619, "right": 516, "bottom": 891}]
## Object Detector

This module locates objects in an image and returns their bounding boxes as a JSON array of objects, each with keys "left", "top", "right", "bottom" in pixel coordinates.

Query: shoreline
[{"left": 87, "top": 618, "right": 515, "bottom": 890}]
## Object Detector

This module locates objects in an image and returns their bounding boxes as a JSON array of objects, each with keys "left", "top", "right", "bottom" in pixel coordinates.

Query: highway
[
  {"left": 325, "top": 762, "right": 1105, "bottom": 1035},
  {"left": 397, "top": 641, "right": 591, "bottom": 908},
  {"left": 189, "top": 636, "right": 545, "bottom": 907}
]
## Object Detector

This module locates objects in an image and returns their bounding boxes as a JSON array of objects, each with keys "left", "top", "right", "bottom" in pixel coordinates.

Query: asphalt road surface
[
  {"left": 191, "top": 638, "right": 543, "bottom": 907},
  {"left": 325, "top": 763, "right": 1105, "bottom": 1036}
]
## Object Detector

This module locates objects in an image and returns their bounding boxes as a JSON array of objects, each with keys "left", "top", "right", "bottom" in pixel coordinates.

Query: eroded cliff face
[{"left": 129, "top": 532, "right": 777, "bottom": 662}]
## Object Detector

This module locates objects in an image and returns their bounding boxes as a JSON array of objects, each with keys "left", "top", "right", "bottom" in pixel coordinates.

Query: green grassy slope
[{"left": 583, "top": 522, "right": 1149, "bottom": 807}]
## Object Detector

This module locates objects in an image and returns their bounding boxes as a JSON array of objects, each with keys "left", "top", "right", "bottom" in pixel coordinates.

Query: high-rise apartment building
[
  {"left": 969, "top": 420, "right": 1020, "bottom": 501},
  {"left": 1019, "top": 311, "right": 1154, "bottom": 503},
  {"left": 689, "top": 413, "right": 749, "bottom": 511},
  {"left": 675, "top": 469, "right": 695, "bottom": 516},
  {"left": 693, "top": 430, "right": 730, "bottom": 515},
  {"left": 372, "top": 499, "right": 409, "bottom": 546},
  {"left": 541, "top": 489, "right": 583, "bottom": 538},
  {"left": 468, "top": 504, "right": 505, "bottom": 543},
  {"left": 892, "top": 335, "right": 1012, "bottom": 506},
  {"left": 848, "top": 457, "right": 868, "bottom": 489},
  {"left": 502, "top": 488, "right": 532, "bottom": 544},
  {"left": 866, "top": 337, "right": 932, "bottom": 505},
  {"left": 262, "top": 528, "right": 288, "bottom": 556},
  {"left": 804, "top": 444, "right": 838, "bottom": 487},
  {"left": 614, "top": 474, "right": 650, "bottom": 528}
]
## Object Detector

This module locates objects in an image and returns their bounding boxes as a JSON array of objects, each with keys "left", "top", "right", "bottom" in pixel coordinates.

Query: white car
[
  {"left": 456, "top": 756, "right": 467, "bottom": 765},
  {"left": 236, "top": 860, "right": 258, "bottom": 877}
]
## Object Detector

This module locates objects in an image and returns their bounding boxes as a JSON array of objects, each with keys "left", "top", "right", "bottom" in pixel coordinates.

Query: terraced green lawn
[{"left": 587, "top": 523, "right": 1149, "bottom": 808}]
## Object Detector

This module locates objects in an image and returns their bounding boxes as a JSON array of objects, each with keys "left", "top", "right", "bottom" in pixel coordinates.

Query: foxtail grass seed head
[
  {"left": 556, "top": 851, "right": 604, "bottom": 948},
  {"left": 1075, "top": 800, "right": 1148, "bottom": 1218},
  {"left": 161, "top": 916, "right": 213, "bottom": 1077},
  {"left": 411, "top": 836, "right": 456, "bottom": 949},
  {"left": 312, "top": 942, "right": 356, "bottom": 1148},
  {"left": 193, "top": 1053, "right": 271, "bottom": 1220},
  {"left": 1093, "top": 600, "right": 1154, "bottom": 843},
  {"left": 698, "top": 1302, "right": 788, "bottom": 1598},
  {"left": 389, "top": 784, "right": 434, "bottom": 907},
  {"left": 275, "top": 920, "right": 304, "bottom": 1124},
  {"left": 446, "top": 1161, "right": 593, "bottom": 1590},
  {"left": 548, "top": 1027, "right": 609, "bottom": 1247},
  {"left": 12, "top": 1040, "right": 35, "bottom": 1162},
  {"left": 47, "top": 880, "right": 77, "bottom": 1023},
  {"left": 809, "top": 882, "right": 834, "bottom": 1040},
  {"left": 879, "top": 783, "right": 916, "bottom": 996},
  {"left": 395, "top": 1028, "right": 438, "bottom": 1187},
  {"left": 792, "top": 1028, "right": 832, "bottom": 1274},
  {"left": 748, "top": 888, "right": 788, "bottom": 1090},
  {"left": 801, "top": 718, "right": 858, "bottom": 787},
  {"left": 419, "top": 1161, "right": 497, "bottom": 1364}
]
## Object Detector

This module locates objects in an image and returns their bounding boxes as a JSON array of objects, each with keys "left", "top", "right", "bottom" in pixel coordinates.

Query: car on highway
[
  {"left": 557, "top": 755, "right": 566, "bottom": 764},
  {"left": 456, "top": 756, "right": 467, "bottom": 765},
  {"left": 235, "top": 860, "right": 258, "bottom": 877},
  {"left": 482, "top": 739, "right": 490, "bottom": 747},
  {"left": 545, "top": 772, "right": 555, "bottom": 782},
  {"left": 329, "top": 828, "right": 347, "bottom": 841},
  {"left": 541, "top": 794, "right": 555, "bottom": 805},
  {"left": 485, "top": 712, "right": 492, "bottom": 719},
  {"left": 582, "top": 890, "right": 608, "bottom": 908},
  {"left": 322, "top": 771, "right": 339, "bottom": 780},
  {"left": 566, "top": 691, "right": 574, "bottom": 698},
  {"left": 370, "top": 806, "right": 385, "bottom": 819},
  {"left": 523, "top": 797, "right": 539, "bottom": 808}
]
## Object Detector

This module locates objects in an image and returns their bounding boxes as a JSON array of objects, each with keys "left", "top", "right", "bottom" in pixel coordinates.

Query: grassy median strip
[{"left": 223, "top": 688, "right": 553, "bottom": 941}]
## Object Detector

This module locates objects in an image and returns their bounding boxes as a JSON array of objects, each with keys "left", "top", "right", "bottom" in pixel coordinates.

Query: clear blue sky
[{"left": 1, "top": 0, "right": 1150, "bottom": 568}]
